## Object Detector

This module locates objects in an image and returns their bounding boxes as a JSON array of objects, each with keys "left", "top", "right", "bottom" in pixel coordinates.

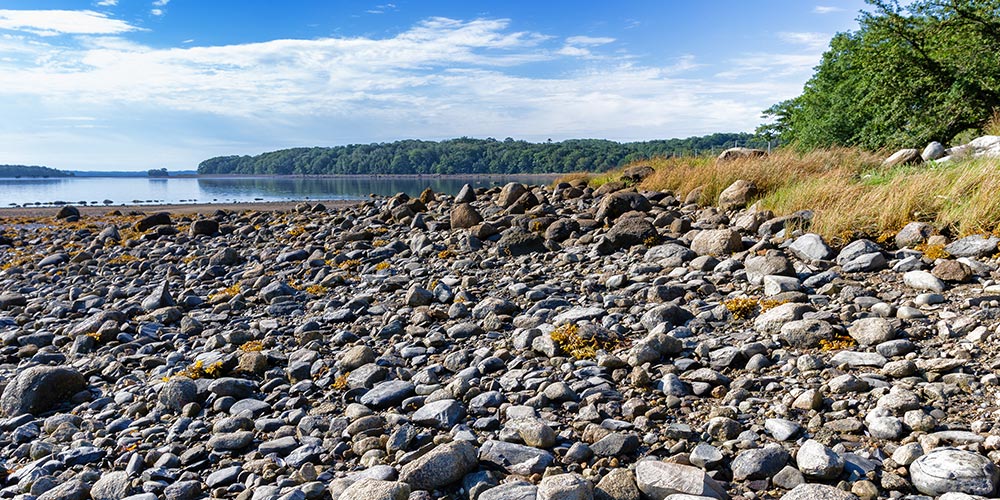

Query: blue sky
[{"left": 0, "top": 1, "right": 868, "bottom": 170}]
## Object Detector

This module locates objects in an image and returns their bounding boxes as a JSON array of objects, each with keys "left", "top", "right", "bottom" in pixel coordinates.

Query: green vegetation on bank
[
  {"left": 0, "top": 165, "right": 72, "bottom": 178},
  {"left": 759, "top": 0, "right": 1000, "bottom": 150},
  {"left": 566, "top": 149, "right": 1000, "bottom": 242},
  {"left": 197, "top": 134, "right": 767, "bottom": 175}
]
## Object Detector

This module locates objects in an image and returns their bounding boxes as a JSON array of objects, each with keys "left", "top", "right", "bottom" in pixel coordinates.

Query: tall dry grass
[{"left": 576, "top": 148, "right": 1000, "bottom": 241}]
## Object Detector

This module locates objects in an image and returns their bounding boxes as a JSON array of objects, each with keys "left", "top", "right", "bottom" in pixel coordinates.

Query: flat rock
[
  {"left": 946, "top": 235, "right": 1000, "bottom": 258},
  {"left": 411, "top": 399, "right": 464, "bottom": 429},
  {"left": 359, "top": 380, "right": 415, "bottom": 410},
  {"left": 634, "top": 460, "right": 727, "bottom": 500},
  {"left": 479, "top": 440, "right": 554, "bottom": 476}
]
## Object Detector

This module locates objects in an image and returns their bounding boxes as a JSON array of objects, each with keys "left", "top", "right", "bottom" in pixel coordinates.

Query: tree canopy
[
  {"left": 759, "top": 0, "right": 1000, "bottom": 150},
  {"left": 197, "top": 134, "right": 767, "bottom": 175}
]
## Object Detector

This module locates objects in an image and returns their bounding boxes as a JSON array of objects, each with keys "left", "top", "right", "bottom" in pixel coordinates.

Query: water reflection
[
  {"left": 195, "top": 175, "right": 543, "bottom": 199},
  {"left": 0, "top": 175, "right": 556, "bottom": 206}
]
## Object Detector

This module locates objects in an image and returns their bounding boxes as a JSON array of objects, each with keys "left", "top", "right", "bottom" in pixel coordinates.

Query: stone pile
[{"left": 2, "top": 177, "right": 1000, "bottom": 500}]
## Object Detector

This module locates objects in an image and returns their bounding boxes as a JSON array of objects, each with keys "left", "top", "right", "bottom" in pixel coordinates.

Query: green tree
[{"left": 760, "top": 0, "right": 1000, "bottom": 149}]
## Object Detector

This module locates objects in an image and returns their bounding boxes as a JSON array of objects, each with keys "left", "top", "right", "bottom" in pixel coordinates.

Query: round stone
[{"left": 910, "top": 447, "right": 999, "bottom": 496}]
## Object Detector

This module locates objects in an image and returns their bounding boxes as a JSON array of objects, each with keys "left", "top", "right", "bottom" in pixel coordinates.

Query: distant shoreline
[
  {"left": 0, "top": 199, "right": 361, "bottom": 218},
  {"left": 0, "top": 173, "right": 562, "bottom": 180}
]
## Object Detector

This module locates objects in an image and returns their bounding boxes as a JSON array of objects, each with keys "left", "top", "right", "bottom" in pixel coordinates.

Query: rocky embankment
[{"left": 2, "top": 178, "right": 1000, "bottom": 500}]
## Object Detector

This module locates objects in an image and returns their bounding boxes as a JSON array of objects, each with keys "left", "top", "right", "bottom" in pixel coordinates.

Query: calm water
[{"left": 0, "top": 175, "right": 557, "bottom": 207}]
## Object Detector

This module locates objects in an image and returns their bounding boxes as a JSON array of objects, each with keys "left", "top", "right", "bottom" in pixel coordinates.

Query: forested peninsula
[
  {"left": 197, "top": 134, "right": 763, "bottom": 175},
  {"left": 0, "top": 165, "right": 71, "bottom": 178}
]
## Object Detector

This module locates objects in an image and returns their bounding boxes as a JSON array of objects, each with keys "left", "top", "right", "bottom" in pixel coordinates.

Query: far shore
[
  {"left": 0, "top": 199, "right": 360, "bottom": 219},
  {"left": 0, "top": 172, "right": 562, "bottom": 180}
]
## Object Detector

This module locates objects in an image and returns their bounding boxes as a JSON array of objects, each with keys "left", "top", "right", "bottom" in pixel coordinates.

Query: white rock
[
  {"left": 910, "top": 448, "right": 999, "bottom": 496},
  {"left": 904, "top": 270, "right": 947, "bottom": 293},
  {"left": 796, "top": 439, "right": 844, "bottom": 479},
  {"left": 634, "top": 460, "right": 728, "bottom": 500},
  {"left": 763, "top": 275, "right": 801, "bottom": 297}
]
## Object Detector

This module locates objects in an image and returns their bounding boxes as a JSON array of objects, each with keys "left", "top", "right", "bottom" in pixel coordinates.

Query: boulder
[
  {"left": 455, "top": 183, "right": 476, "bottom": 203},
  {"left": 909, "top": 448, "right": 999, "bottom": 496},
  {"left": 717, "top": 147, "right": 766, "bottom": 162},
  {"left": 690, "top": 229, "right": 742, "bottom": 256},
  {"left": 190, "top": 219, "right": 219, "bottom": 236},
  {"left": 56, "top": 205, "right": 80, "bottom": 220},
  {"left": 605, "top": 217, "right": 658, "bottom": 250},
  {"left": 496, "top": 228, "right": 548, "bottom": 256},
  {"left": 136, "top": 212, "right": 172, "bottom": 231},
  {"left": 945, "top": 234, "right": 1000, "bottom": 258},
  {"left": 882, "top": 148, "right": 922, "bottom": 168},
  {"left": 788, "top": 233, "right": 833, "bottom": 261},
  {"left": 1, "top": 366, "right": 86, "bottom": 416},
  {"left": 717, "top": 180, "right": 758, "bottom": 211},
  {"left": 595, "top": 191, "right": 652, "bottom": 222},
  {"left": 895, "top": 221, "right": 932, "bottom": 248},
  {"left": 498, "top": 183, "right": 528, "bottom": 208},
  {"left": 634, "top": 460, "right": 727, "bottom": 500},
  {"left": 400, "top": 440, "right": 478, "bottom": 491},
  {"left": 780, "top": 484, "right": 858, "bottom": 500},
  {"left": 622, "top": 165, "right": 655, "bottom": 184},
  {"left": 451, "top": 203, "right": 483, "bottom": 229},
  {"left": 922, "top": 141, "right": 946, "bottom": 161}
]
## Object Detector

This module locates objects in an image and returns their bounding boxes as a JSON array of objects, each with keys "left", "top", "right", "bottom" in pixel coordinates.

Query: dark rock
[
  {"left": 496, "top": 228, "right": 547, "bottom": 256},
  {"left": 595, "top": 191, "right": 652, "bottom": 222},
  {"left": 451, "top": 203, "right": 483, "bottom": 229},
  {"left": 190, "top": 219, "right": 219, "bottom": 236},
  {"left": 136, "top": 212, "right": 172, "bottom": 231},
  {"left": 1, "top": 366, "right": 86, "bottom": 416}
]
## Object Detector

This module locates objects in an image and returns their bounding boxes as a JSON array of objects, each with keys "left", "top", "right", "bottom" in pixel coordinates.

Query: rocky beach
[{"left": 2, "top": 176, "right": 1000, "bottom": 500}]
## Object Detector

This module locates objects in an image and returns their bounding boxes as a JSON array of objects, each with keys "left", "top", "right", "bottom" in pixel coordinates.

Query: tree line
[
  {"left": 0, "top": 165, "right": 72, "bottom": 178},
  {"left": 759, "top": 0, "right": 1000, "bottom": 150},
  {"left": 197, "top": 134, "right": 767, "bottom": 175}
]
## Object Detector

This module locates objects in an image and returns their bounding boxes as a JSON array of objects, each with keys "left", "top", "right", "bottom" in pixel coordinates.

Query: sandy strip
[{"left": 0, "top": 199, "right": 361, "bottom": 219}]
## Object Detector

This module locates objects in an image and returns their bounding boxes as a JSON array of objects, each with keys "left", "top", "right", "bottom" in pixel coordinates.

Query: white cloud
[
  {"left": 96, "top": 0, "right": 118, "bottom": 6},
  {"left": 0, "top": 9, "right": 140, "bottom": 36},
  {"left": 565, "top": 35, "right": 615, "bottom": 46},
  {"left": 367, "top": 3, "right": 397, "bottom": 14},
  {"left": 813, "top": 5, "right": 844, "bottom": 14},
  {"left": 151, "top": 9, "right": 164, "bottom": 16},
  {"left": 153, "top": 0, "right": 170, "bottom": 6},
  {"left": 777, "top": 31, "right": 830, "bottom": 51},
  {"left": 0, "top": 14, "right": 821, "bottom": 169}
]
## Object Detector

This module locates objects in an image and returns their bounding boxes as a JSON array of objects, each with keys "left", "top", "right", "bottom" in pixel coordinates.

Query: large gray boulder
[
  {"left": 634, "top": 460, "right": 727, "bottom": 499},
  {"left": 399, "top": 440, "right": 478, "bottom": 491},
  {"left": 717, "top": 179, "right": 758, "bottom": 211},
  {"left": 1, "top": 366, "right": 86, "bottom": 416},
  {"left": 690, "top": 229, "right": 742, "bottom": 256},
  {"left": 909, "top": 448, "right": 999, "bottom": 496},
  {"left": 717, "top": 147, "right": 766, "bottom": 162},
  {"left": 922, "top": 141, "right": 946, "bottom": 161},
  {"left": 595, "top": 191, "right": 652, "bottom": 222}
]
